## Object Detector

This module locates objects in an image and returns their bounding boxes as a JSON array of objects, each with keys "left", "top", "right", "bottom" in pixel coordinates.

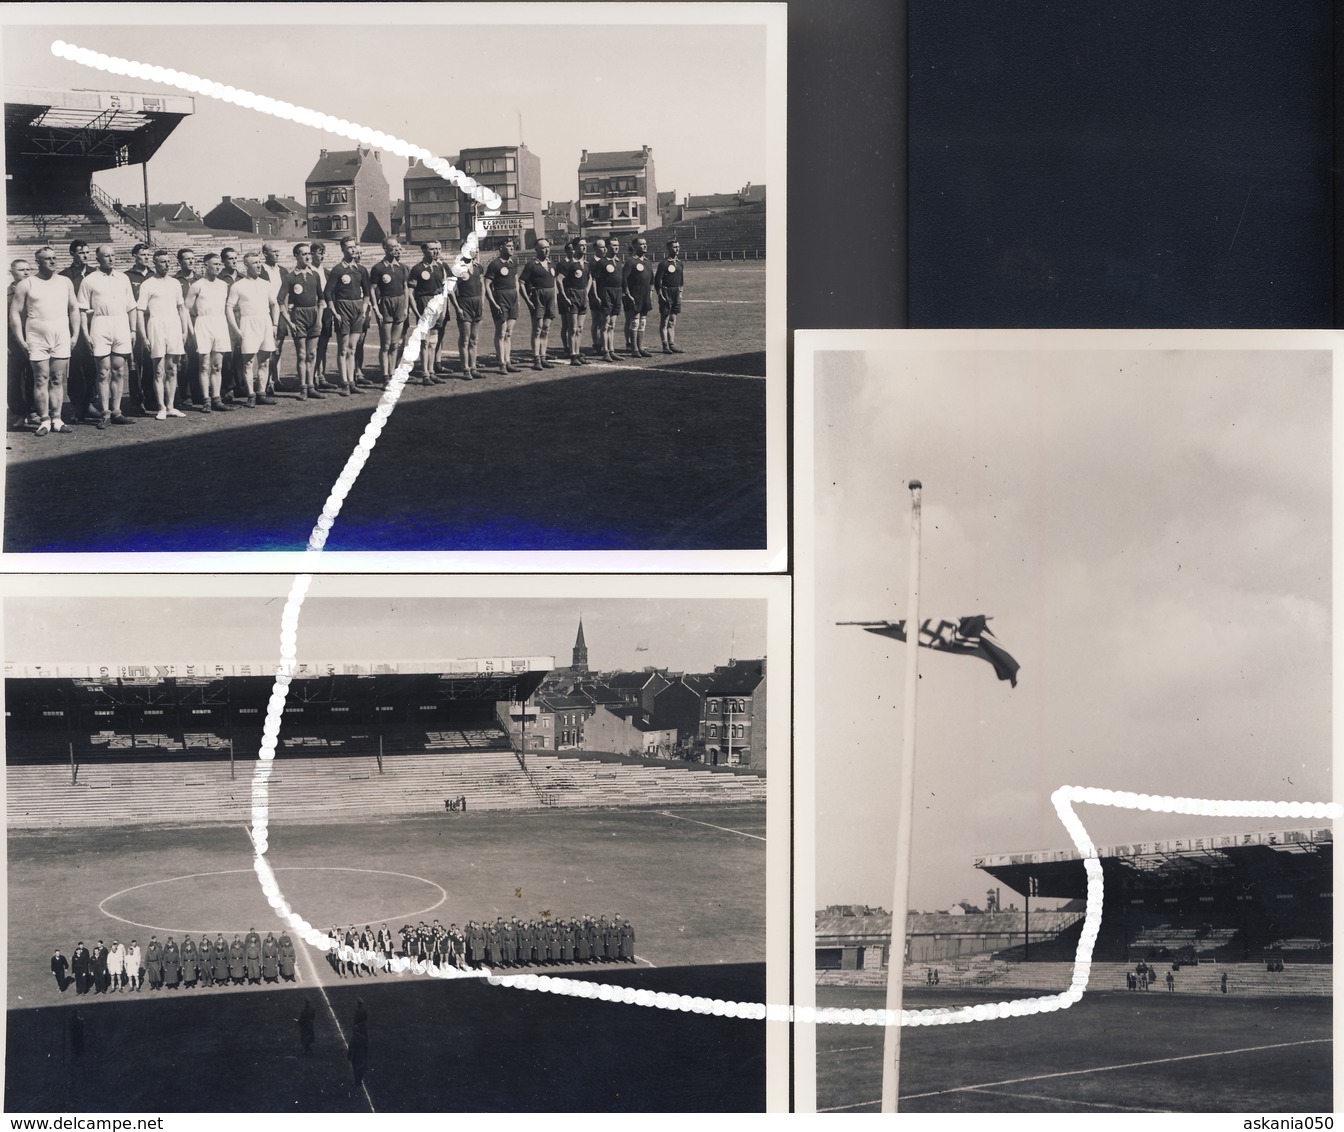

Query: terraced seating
[{"left": 523, "top": 752, "right": 766, "bottom": 808}]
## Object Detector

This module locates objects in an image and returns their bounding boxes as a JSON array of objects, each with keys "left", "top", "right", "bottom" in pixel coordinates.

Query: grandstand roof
[
  {"left": 6, "top": 87, "right": 192, "bottom": 169},
  {"left": 816, "top": 908, "right": 1081, "bottom": 942},
  {"left": 5, "top": 657, "right": 555, "bottom": 680},
  {"left": 976, "top": 827, "right": 1333, "bottom": 900}
]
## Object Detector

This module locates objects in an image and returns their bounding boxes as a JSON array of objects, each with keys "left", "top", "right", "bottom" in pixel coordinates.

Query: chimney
[
  {"left": 643, "top": 145, "right": 652, "bottom": 159},
  {"left": 319, "top": 148, "right": 327, "bottom": 158},
  {"left": 222, "top": 195, "right": 231, "bottom": 204},
  {"left": 580, "top": 149, "right": 588, "bottom": 165},
  {"left": 267, "top": 193, "right": 277, "bottom": 203}
]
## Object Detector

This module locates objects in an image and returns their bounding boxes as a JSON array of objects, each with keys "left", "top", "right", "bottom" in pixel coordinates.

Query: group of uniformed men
[
  {"left": 327, "top": 914, "right": 637, "bottom": 975},
  {"left": 50, "top": 928, "right": 298, "bottom": 994},
  {"left": 7, "top": 232, "right": 687, "bottom": 434}
]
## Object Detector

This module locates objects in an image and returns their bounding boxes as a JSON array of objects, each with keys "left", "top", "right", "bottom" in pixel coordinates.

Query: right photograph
[{"left": 793, "top": 329, "right": 1335, "bottom": 1114}]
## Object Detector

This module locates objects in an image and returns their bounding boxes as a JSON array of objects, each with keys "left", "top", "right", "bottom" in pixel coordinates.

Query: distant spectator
[
  {"left": 1165, "top": 970, "right": 1175, "bottom": 992},
  {"left": 1220, "top": 970, "right": 1228, "bottom": 994},
  {"left": 50, "top": 949, "right": 68, "bottom": 993}
]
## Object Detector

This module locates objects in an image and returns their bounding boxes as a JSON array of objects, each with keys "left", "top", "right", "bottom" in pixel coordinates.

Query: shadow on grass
[
  {"left": 7, "top": 962, "right": 765, "bottom": 1112},
  {"left": 4, "top": 360, "right": 765, "bottom": 552}
]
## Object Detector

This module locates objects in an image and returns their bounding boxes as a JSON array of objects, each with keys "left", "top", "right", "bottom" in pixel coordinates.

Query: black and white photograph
[
  {"left": 4, "top": 572, "right": 789, "bottom": 1113},
  {"left": 793, "top": 329, "right": 1335, "bottom": 1113},
  {"left": 1, "top": 3, "right": 785, "bottom": 567}
]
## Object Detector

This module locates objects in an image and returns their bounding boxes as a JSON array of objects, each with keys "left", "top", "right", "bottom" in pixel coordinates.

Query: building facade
[
  {"left": 404, "top": 145, "right": 543, "bottom": 250},
  {"left": 577, "top": 147, "right": 657, "bottom": 241},
  {"left": 584, "top": 704, "right": 677, "bottom": 758},
  {"left": 203, "top": 196, "right": 282, "bottom": 237},
  {"left": 305, "top": 146, "right": 391, "bottom": 245},
  {"left": 699, "top": 658, "right": 767, "bottom": 770}
]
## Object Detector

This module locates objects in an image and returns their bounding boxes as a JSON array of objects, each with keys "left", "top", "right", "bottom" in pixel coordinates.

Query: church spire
[{"left": 572, "top": 616, "right": 589, "bottom": 673}]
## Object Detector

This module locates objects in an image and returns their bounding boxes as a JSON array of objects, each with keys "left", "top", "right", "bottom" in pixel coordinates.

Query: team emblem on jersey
[
  {"left": 381, "top": 273, "right": 391, "bottom": 284},
  {"left": 635, "top": 263, "right": 645, "bottom": 272},
  {"left": 605, "top": 263, "right": 615, "bottom": 273},
  {"left": 421, "top": 270, "right": 431, "bottom": 280},
  {"left": 575, "top": 269, "right": 584, "bottom": 277},
  {"left": 667, "top": 264, "right": 677, "bottom": 273},
  {"left": 341, "top": 274, "right": 351, "bottom": 285},
  {"left": 292, "top": 283, "right": 303, "bottom": 294},
  {"left": 499, "top": 266, "right": 509, "bottom": 276},
  {"left": 548, "top": 266, "right": 555, "bottom": 275}
]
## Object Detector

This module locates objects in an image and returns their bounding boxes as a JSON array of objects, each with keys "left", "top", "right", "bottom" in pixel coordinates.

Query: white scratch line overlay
[{"left": 57, "top": 41, "right": 1337, "bottom": 1027}]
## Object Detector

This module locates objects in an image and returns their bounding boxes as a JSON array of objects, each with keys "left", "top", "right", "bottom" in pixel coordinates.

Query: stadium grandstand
[
  {"left": 640, "top": 200, "right": 765, "bottom": 261},
  {"left": 817, "top": 827, "right": 1332, "bottom": 997},
  {"left": 5, "top": 657, "right": 766, "bottom": 828},
  {"left": 5, "top": 86, "right": 194, "bottom": 252}
]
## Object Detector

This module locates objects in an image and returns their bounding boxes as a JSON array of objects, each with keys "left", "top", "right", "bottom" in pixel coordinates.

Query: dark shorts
[
  {"left": 333, "top": 299, "right": 367, "bottom": 335},
  {"left": 491, "top": 291, "right": 518, "bottom": 323},
  {"left": 376, "top": 295, "right": 408, "bottom": 324},
  {"left": 597, "top": 289, "right": 623, "bottom": 318},
  {"left": 529, "top": 289, "right": 558, "bottom": 320},
  {"left": 658, "top": 288, "right": 682, "bottom": 315},
  {"left": 455, "top": 295, "right": 483, "bottom": 324},
  {"left": 623, "top": 292, "right": 654, "bottom": 316},
  {"left": 562, "top": 290, "right": 589, "bottom": 315},
  {"left": 412, "top": 296, "right": 446, "bottom": 328},
  {"left": 319, "top": 306, "right": 334, "bottom": 339},
  {"left": 287, "top": 305, "right": 320, "bottom": 340}
]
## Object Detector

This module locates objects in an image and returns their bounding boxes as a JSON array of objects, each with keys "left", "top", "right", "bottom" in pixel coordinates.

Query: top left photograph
[{"left": 1, "top": 3, "right": 786, "bottom": 571}]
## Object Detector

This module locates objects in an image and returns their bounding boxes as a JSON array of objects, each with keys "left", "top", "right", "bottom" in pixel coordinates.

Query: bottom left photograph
[{"left": 3, "top": 574, "right": 789, "bottom": 1115}]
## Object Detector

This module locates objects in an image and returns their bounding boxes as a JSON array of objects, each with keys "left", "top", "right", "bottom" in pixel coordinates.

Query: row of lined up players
[
  {"left": 49, "top": 929, "right": 298, "bottom": 993},
  {"left": 327, "top": 915, "right": 637, "bottom": 975}
]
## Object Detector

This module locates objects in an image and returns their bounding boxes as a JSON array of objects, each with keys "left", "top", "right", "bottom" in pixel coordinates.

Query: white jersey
[
  {"left": 77, "top": 269, "right": 135, "bottom": 318},
  {"left": 186, "top": 276, "right": 229, "bottom": 320},
  {"left": 137, "top": 275, "right": 184, "bottom": 324}
]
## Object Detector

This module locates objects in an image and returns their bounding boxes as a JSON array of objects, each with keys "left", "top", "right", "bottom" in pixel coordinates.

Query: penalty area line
[{"left": 656, "top": 810, "right": 765, "bottom": 841}]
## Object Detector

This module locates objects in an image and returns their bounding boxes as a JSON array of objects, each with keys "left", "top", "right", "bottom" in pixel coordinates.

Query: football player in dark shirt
[
  {"left": 587, "top": 237, "right": 609, "bottom": 357},
  {"left": 483, "top": 237, "right": 520, "bottom": 375},
  {"left": 654, "top": 238, "right": 686, "bottom": 353},
  {"left": 408, "top": 240, "right": 448, "bottom": 383},
  {"left": 282, "top": 243, "right": 326, "bottom": 400},
  {"left": 370, "top": 238, "right": 410, "bottom": 388},
  {"left": 321, "top": 236, "right": 372, "bottom": 396},
  {"left": 556, "top": 237, "right": 594, "bottom": 367},
  {"left": 592, "top": 239, "right": 624, "bottom": 363},
  {"left": 124, "top": 242, "right": 153, "bottom": 414},
  {"left": 519, "top": 238, "right": 559, "bottom": 370},
  {"left": 622, "top": 236, "right": 655, "bottom": 358},
  {"left": 447, "top": 247, "right": 485, "bottom": 380}
]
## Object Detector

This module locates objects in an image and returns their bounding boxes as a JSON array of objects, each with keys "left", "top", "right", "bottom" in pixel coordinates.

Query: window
[
  {"left": 376, "top": 705, "right": 393, "bottom": 712},
  {"left": 708, "top": 700, "right": 719, "bottom": 713},
  {"left": 331, "top": 706, "right": 349, "bottom": 713},
  {"left": 419, "top": 705, "right": 436, "bottom": 711},
  {"left": 95, "top": 709, "right": 113, "bottom": 717},
  {"left": 708, "top": 725, "right": 718, "bottom": 738},
  {"left": 326, "top": 187, "right": 349, "bottom": 205},
  {"left": 308, "top": 190, "right": 321, "bottom": 207}
]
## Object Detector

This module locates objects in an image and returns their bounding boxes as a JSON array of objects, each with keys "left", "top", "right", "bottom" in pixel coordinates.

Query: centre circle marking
[{"left": 98, "top": 866, "right": 447, "bottom": 937}]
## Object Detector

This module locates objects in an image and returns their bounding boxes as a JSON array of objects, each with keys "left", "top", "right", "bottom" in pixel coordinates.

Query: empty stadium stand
[
  {"left": 7, "top": 746, "right": 766, "bottom": 829},
  {"left": 640, "top": 203, "right": 765, "bottom": 259}
]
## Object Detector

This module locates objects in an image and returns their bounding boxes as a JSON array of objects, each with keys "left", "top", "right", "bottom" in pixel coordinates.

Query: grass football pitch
[
  {"left": 7, "top": 803, "right": 766, "bottom": 1112},
  {"left": 4, "top": 262, "right": 767, "bottom": 553},
  {"left": 814, "top": 983, "right": 1331, "bottom": 1113}
]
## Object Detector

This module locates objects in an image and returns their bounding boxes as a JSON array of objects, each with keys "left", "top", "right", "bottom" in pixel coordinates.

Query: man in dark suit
[
  {"left": 50, "top": 948, "right": 69, "bottom": 992},
  {"left": 90, "top": 941, "right": 108, "bottom": 993},
  {"left": 70, "top": 942, "right": 91, "bottom": 994}
]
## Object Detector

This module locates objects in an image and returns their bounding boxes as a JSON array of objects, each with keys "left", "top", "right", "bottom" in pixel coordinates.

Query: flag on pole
[{"left": 840, "top": 615, "right": 1020, "bottom": 687}]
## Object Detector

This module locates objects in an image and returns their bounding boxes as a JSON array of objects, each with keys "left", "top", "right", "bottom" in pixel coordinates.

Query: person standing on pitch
[
  {"left": 483, "top": 237, "right": 520, "bottom": 375},
  {"left": 10, "top": 246, "right": 79, "bottom": 434},
  {"left": 447, "top": 247, "right": 485, "bottom": 380},
  {"left": 77, "top": 246, "right": 138, "bottom": 429},
  {"left": 70, "top": 941, "right": 91, "bottom": 994},
  {"left": 281, "top": 243, "right": 325, "bottom": 400},
  {"left": 136, "top": 249, "right": 190, "bottom": 421},
  {"left": 556, "top": 237, "right": 593, "bottom": 367},
  {"left": 654, "top": 238, "right": 686, "bottom": 353},
  {"left": 322, "top": 236, "right": 371, "bottom": 396},
  {"left": 186, "top": 254, "right": 234, "bottom": 413},
  {"left": 226, "top": 254, "right": 280, "bottom": 407},
  {"left": 59, "top": 240, "right": 96, "bottom": 422},
  {"left": 259, "top": 243, "right": 289, "bottom": 395},
  {"left": 586, "top": 237, "right": 607, "bottom": 357},
  {"left": 51, "top": 948, "right": 69, "bottom": 993},
  {"left": 407, "top": 241, "right": 447, "bottom": 383},
  {"left": 171, "top": 248, "right": 200, "bottom": 410},
  {"left": 369, "top": 238, "right": 410, "bottom": 388},
  {"left": 592, "top": 238, "right": 624, "bottom": 362},
  {"left": 124, "top": 242, "right": 153, "bottom": 415},
  {"left": 520, "top": 238, "right": 559, "bottom": 370},
  {"left": 106, "top": 940, "right": 125, "bottom": 992},
  {"left": 126, "top": 939, "right": 142, "bottom": 991},
  {"left": 309, "top": 241, "right": 334, "bottom": 389},
  {"left": 621, "top": 236, "right": 655, "bottom": 358}
]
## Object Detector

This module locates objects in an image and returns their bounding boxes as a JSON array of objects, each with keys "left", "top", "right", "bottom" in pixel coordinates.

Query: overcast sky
[
  {"left": 811, "top": 342, "right": 1333, "bottom": 913},
  {"left": 4, "top": 14, "right": 770, "bottom": 214},
  {"left": 5, "top": 593, "right": 767, "bottom": 676}
]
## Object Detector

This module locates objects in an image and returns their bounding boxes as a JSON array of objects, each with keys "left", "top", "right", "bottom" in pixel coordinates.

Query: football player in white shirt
[
  {"left": 225, "top": 253, "right": 280, "bottom": 407},
  {"left": 76, "top": 245, "right": 137, "bottom": 429},
  {"left": 186, "top": 254, "right": 235, "bottom": 413},
  {"left": 136, "top": 249, "right": 191, "bottom": 420}
]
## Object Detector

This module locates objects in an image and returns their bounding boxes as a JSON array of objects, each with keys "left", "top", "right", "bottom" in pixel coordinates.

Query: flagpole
[{"left": 881, "top": 478, "right": 922, "bottom": 1113}]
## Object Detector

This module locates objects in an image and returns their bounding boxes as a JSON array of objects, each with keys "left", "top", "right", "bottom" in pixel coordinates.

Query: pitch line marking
[
  {"left": 633, "top": 954, "right": 657, "bottom": 968},
  {"left": 59, "top": 40, "right": 1336, "bottom": 1033},
  {"left": 823, "top": 1045, "right": 876, "bottom": 1054},
  {"left": 656, "top": 810, "right": 766, "bottom": 841},
  {"left": 899, "top": 1038, "right": 1332, "bottom": 1101},
  {"left": 963, "top": 1087, "right": 1170, "bottom": 1113},
  {"left": 816, "top": 1099, "right": 882, "bottom": 1112},
  {"left": 97, "top": 866, "right": 447, "bottom": 936}
]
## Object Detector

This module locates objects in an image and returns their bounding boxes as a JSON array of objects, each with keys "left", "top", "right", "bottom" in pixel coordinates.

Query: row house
[
  {"left": 305, "top": 146, "right": 391, "bottom": 244},
  {"left": 698, "top": 658, "right": 767, "bottom": 770},
  {"left": 576, "top": 146, "right": 657, "bottom": 242}
]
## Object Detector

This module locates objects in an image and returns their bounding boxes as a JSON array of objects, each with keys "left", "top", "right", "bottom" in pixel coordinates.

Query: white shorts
[
  {"left": 194, "top": 317, "right": 231, "bottom": 356},
  {"left": 24, "top": 319, "right": 71, "bottom": 362},
  {"left": 238, "top": 315, "right": 275, "bottom": 355},
  {"left": 88, "top": 313, "right": 133, "bottom": 358},
  {"left": 146, "top": 316, "right": 185, "bottom": 360}
]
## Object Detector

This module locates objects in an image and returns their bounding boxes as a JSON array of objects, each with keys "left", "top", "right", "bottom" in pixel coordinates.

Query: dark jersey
[
  {"left": 654, "top": 257, "right": 684, "bottom": 290},
  {"left": 593, "top": 255, "right": 623, "bottom": 291},
  {"left": 369, "top": 260, "right": 408, "bottom": 299},
  {"left": 623, "top": 256, "right": 654, "bottom": 297},
  {"left": 125, "top": 265, "right": 151, "bottom": 300},
  {"left": 411, "top": 262, "right": 447, "bottom": 300},
  {"left": 323, "top": 261, "right": 371, "bottom": 302},
  {"left": 173, "top": 269, "right": 198, "bottom": 299},
  {"left": 452, "top": 261, "right": 483, "bottom": 299},
  {"left": 519, "top": 260, "right": 558, "bottom": 293},
  {"left": 284, "top": 267, "right": 323, "bottom": 308},
  {"left": 556, "top": 256, "right": 590, "bottom": 293},
  {"left": 484, "top": 256, "right": 518, "bottom": 293}
]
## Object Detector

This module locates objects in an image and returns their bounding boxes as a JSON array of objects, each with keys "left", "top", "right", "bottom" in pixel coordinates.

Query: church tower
[{"left": 572, "top": 617, "right": 589, "bottom": 673}]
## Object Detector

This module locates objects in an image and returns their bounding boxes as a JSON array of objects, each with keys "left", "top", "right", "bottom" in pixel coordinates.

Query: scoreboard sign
[{"left": 478, "top": 214, "right": 527, "bottom": 235}]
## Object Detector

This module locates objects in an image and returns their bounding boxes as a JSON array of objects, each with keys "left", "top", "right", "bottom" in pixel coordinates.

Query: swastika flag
[{"left": 841, "top": 615, "right": 1020, "bottom": 687}]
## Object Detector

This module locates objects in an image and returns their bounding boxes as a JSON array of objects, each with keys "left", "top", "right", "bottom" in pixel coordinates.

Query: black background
[{"left": 788, "top": 1, "right": 1335, "bottom": 330}]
